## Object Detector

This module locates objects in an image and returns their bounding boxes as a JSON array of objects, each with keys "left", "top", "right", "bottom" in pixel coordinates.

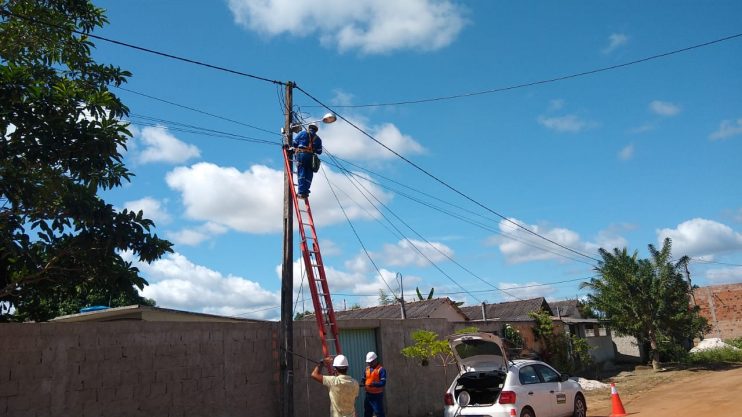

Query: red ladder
[{"left": 282, "top": 147, "right": 342, "bottom": 357}]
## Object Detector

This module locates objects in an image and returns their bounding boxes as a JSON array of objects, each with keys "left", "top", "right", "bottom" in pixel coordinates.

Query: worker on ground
[
  {"left": 311, "top": 354, "right": 359, "bottom": 417},
  {"left": 362, "top": 351, "right": 386, "bottom": 417},
  {"left": 292, "top": 123, "right": 322, "bottom": 199}
]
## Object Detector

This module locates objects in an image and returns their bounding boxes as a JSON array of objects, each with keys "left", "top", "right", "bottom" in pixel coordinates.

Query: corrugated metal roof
[
  {"left": 311, "top": 298, "right": 468, "bottom": 321},
  {"left": 460, "top": 297, "right": 552, "bottom": 321},
  {"left": 549, "top": 299, "right": 583, "bottom": 318}
]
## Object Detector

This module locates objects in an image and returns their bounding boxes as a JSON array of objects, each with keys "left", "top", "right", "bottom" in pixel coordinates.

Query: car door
[
  {"left": 518, "top": 365, "right": 553, "bottom": 416},
  {"left": 534, "top": 364, "right": 571, "bottom": 417}
]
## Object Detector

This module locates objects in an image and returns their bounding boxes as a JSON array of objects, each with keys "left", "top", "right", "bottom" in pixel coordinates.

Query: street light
[{"left": 289, "top": 112, "right": 337, "bottom": 133}]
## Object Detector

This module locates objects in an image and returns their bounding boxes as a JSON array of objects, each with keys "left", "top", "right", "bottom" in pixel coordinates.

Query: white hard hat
[
  {"left": 333, "top": 354, "right": 349, "bottom": 368},
  {"left": 308, "top": 123, "right": 318, "bottom": 131},
  {"left": 366, "top": 351, "right": 378, "bottom": 362}
]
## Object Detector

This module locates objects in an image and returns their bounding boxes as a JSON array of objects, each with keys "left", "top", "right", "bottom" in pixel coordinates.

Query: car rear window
[
  {"left": 454, "top": 339, "right": 505, "bottom": 359},
  {"left": 519, "top": 365, "right": 540, "bottom": 385}
]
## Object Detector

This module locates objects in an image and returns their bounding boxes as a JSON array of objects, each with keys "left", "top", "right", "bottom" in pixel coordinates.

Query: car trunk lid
[{"left": 448, "top": 333, "right": 508, "bottom": 373}]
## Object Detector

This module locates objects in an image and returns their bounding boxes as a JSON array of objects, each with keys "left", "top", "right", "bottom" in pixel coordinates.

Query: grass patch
[{"left": 688, "top": 347, "right": 742, "bottom": 364}]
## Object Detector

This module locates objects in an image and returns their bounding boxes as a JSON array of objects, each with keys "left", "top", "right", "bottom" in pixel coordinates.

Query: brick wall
[
  {"left": 0, "top": 322, "right": 279, "bottom": 417},
  {"left": 694, "top": 283, "right": 742, "bottom": 339}
]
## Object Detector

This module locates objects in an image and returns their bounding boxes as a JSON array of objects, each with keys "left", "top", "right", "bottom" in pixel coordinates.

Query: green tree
[
  {"left": 581, "top": 238, "right": 708, "bottom": 370},
  {"left": 0, "top": 1, "right": 172, "bottom": 322},
  {"left": 378, "top": 289, "right": 393, "bottom": 305},
  {"left": 529, "top": 310, "right": 592, "bottom": 374}
]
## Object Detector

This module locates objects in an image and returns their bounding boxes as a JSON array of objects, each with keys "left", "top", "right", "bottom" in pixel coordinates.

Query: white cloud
[
  {"left": 709, "top": 117, "right": 742, "bottom": 140},
  {"left": 548, "top": 99, "right": 565, "bottom": 111},
  {"left": 165, "top": 162, "right": 392, "bottom": 234},
  {"left": 629, "top": 123, "right": 654, "bottom": 134},
  {"left": 227, "top": 0, "right": 468, "bottom": 54},
  {"left": 657, "top": 218, "right": 742, "bottom": 258},
  {"left": 378, "top": 239, "right": 453, "bottom": 267},
  {"left": 488, "top": 218, "right": 625, "bottom": 264},
  {"left": 123, "top": 197, "right": 171, "bottom": 225},
  {"left": 649, "top": 100, "right": 681, "bottom": 117},
  {"left": 321, "top": 116, "right": 425, "bottom": 160},
  {"left": 602, "top": 33, "right": 628, "bottom": 54},
  {"left": 133, "top": 252, "right": 281, "bottom": 320},
  {"left": 537, "top": 114, "right": 593, "bottom": 133},
  {"left": 168, "top": 222, "right": 228, "bottom": 246},
  {"left": 705, "top": 267, "right": 742, "bottom": 284},
  {"left": 618, "top": 144, "right": 634, "bottom": 160},
  {"left": 136, "top": 126, "right": 200, "bottom": 164}
]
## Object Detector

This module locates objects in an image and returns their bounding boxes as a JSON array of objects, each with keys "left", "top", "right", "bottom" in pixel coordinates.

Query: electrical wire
[
  {"left": 127, "top": 113, "right": 281, "bottom": 145},
  {"left": 116, "top": 87, "right": 281, "bottom": 136},
  {"left": 690, "top": 258, "right": 742, "bottom": 267},
  {"left": 320, "top": 157, "right": 595, "bottom": 266},
  {"left": 304, "top": 32, "right": 742, "bottom": 108},
  {"left": 324, "top": 150, "right": 514, "bottom": 301},
  {"left": 297, "top": 85, "right": 601, "bottom": 263},
  {"left": 1, "top": 10, "right": 284, "bottom": 85},
  {"left": 317, "top": 165, "right": 400, "bottom": 300}
]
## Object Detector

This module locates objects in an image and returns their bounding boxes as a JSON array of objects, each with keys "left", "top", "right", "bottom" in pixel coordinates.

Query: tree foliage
[
  {"left": 529, "top": 310, "right": 592, "bottom": 374},
  {"left": 0, "top": 0, "right": 172, "bottom": 321},
  {"left": 580, "top": 238, "right": 708, "bottom": 370}
]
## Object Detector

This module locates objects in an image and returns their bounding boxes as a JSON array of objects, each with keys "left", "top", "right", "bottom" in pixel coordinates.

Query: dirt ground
[{"left": 583, "top": 363, "right": 742, "bottom": 417}]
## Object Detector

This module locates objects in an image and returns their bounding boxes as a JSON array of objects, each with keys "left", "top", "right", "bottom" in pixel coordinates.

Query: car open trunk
[
  {"left": 454, "top": 369, "right": 508, "bottom": 405},
  {"left": 448, "top": 333, "right": 510, "bottom": 406}
]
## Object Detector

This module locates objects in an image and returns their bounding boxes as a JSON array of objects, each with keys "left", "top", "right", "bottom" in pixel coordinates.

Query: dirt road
[{"left": 586, "top": 365, "right": 742, "bottom": 417}]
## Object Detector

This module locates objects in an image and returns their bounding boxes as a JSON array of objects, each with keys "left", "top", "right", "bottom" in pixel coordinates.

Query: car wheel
[
  {"left": 520, "top": 407, "right": 535, "bottom": 417},
  {"left": 573, "top": 394, "right": 587, "bottom": 417}
]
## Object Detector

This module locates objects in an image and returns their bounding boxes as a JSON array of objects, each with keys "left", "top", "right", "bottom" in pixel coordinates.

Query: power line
[
  {"left": 690, "top": 258, "right": 742, "bottom": 267},
  {"left": 325, "top": 150, "right": 518, "bottom": 301},
  {"left": 1, "top": 10, "right": 284, "bottom": 85},
  {"left": 318, "top": 165, "right": 401, "bottom": 300},
  {"left": 116, "top": 87, "right": 281, "bottom": 136},
  {"left": 306, "top": 32, "right": 742, "bottom": 108},
  {"left": 296, "top": 86, "right": 601, "bottom": 263},
  {"left": 322, "top": 154, "right": 485, "bottom": 302},
  {"left": 320, "top": 157, "right": 595, "bottom": 266},
  {"left": 128, "top": 113, "right": 280, "bottom": 145}
]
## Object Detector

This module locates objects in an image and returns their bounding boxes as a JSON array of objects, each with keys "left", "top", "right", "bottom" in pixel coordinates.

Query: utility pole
[
  {"left": 280, "top": 81, "right": 295, "bottom": 417},
  {"left": 397, "top": 272, "right": 406, "bottom": 319}
]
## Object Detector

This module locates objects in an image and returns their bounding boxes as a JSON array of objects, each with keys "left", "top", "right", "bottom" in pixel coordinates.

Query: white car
[{"left": 443, "top": 333, "right": 587, "bottom": 417}]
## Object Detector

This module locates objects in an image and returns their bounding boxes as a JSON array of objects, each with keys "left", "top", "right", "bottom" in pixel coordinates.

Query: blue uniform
[{"left": 292, "top": 130, "right": 322, "bottom": 197}]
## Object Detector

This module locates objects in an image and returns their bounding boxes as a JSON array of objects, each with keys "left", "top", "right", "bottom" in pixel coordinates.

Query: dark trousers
[
  {"left": 364, "top": 392, "right": 384, "bottom": 417},
  {"left": 295, "top": 152, "right": 313, "bottom": 196}
]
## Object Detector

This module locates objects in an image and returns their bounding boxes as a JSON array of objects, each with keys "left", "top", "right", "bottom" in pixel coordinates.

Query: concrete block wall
[
  {"left": 291, "top": 318, "right": 457, "bottom": 417},
  {"left": 694, "top": 283, "right": 742, "bottom": 339},
  {"left": 0, "top": 322, "right": 279, "bottom": 417}
]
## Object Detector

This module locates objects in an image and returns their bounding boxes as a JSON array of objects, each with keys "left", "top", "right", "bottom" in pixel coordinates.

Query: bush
[
  {"left": 725, "top": 337, "right": 742, "bottom": 350},
  {"left": 688, "top": 347, "right": 742, "bottom": 364}
]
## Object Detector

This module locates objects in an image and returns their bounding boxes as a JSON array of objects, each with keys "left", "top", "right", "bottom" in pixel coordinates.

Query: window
[
  {"left": 519, "top": 366, "right": 540, "bottom": 385},
  {"left": 535, "top": 364, "right": 560, "bottom": 383}
]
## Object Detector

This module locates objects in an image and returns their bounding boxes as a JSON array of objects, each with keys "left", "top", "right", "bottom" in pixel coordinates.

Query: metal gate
[{"left": 339, "top": 328, "right": 378, "bottom": 414}]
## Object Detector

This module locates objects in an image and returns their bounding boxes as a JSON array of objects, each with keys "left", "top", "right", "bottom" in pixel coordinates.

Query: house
[
  {"left": 549, "top": 299, "right": 616, "bottom": 363},
  {"left": 333, "top": 297, "right": 469, "bottom": 321},
  {"left": 50, "top": 304, "right": 263, "bottom": 322}
]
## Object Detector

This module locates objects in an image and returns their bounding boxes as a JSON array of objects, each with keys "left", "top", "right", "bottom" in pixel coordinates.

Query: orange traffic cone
[{"left": 609, "top": 382, "right": 628, "bottom": 417}]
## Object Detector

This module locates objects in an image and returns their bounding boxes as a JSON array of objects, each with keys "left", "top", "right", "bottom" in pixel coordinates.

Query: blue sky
[{"left": 91, "top": 0, "right": 742, "bottom": 319}]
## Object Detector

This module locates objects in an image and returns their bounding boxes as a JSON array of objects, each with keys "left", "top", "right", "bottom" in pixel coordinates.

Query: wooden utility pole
[{"left": 280, "top": 81, "right": 295, "bottom": 417}]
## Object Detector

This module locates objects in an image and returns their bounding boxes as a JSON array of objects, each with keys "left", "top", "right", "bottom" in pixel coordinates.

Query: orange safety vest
[{"left": 364, "top": 366, "right": 384, "bottom": 394}]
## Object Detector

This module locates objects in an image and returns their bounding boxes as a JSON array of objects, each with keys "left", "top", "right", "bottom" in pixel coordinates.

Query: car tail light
[
  {"left": 498, "top": 391, "right": 517, "bottom": 404},
  {"left": 444, "top": 393, "right": 454, "bottom": 406}
]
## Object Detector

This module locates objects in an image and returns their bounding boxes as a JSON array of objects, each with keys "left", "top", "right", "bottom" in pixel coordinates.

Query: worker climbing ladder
[{"left": 282, "top": 146, "right": 342, "bottom": 358}]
